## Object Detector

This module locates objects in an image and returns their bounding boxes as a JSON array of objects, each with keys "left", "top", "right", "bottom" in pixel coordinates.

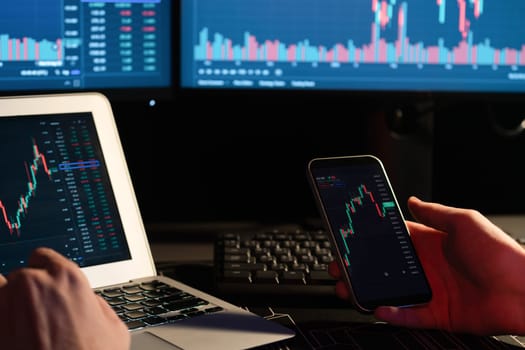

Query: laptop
[{"left": 0, "top": 92, "right": 295, "bottom": 350}]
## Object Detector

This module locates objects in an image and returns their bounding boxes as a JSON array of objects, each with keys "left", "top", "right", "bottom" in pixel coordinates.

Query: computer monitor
[
  {"left": 0, "top": 1, "right": 179, "bottom": 226},
  {"left": 169, "top": 0, "right": 525, "bottom": 224},
  {"left": 0, "top": 0, "right": 173, "bottom": 103},
  {"left": 180, "top": 0, "right": 525, "bottom": 95}
]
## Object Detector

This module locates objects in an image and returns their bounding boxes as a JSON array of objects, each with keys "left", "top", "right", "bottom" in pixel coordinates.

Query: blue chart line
[{"left": 59, "top": 160, "right": 100, "bottom": 171}]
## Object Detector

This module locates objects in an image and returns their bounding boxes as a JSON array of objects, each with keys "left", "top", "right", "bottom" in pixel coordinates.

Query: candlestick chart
[
  {"left": 317, "top": 174, "right": 404, "bottom": 271},
  {"left": 182, "top": 0, "right": 525, "bottom": 92},
  {"left": 0, "top": 114, "right": 128, "bottom": 274},
  {"left": 0, "top": 138, "right": 54, "bottom": 237},
  {"left": 311, "top": 157, "right": 432, "bottom": 306}
]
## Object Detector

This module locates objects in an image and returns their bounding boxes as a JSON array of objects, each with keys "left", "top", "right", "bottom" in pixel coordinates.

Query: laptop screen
[{"left": 0, "top": 112, "right": 131, "bottom": 275}]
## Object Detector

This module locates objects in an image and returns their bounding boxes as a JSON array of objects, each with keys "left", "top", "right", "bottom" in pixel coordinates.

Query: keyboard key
[
  {"left": 309, "top": 270, "right": 337, "bottom": 283},
  {"left": 98, "top": 279, "right": 220, "bottom": 330},
  {"left": 223, "top": 270, "right": 252, "bottom": 282},
  {"left": 214, "top": 227, "right": 337, "bottom": 297},
  {"left": 281, "top": 271, "right": 306, "bottom": 284},
  {"left": 254, "top": 270, "right": 279, "bottom": 283}
]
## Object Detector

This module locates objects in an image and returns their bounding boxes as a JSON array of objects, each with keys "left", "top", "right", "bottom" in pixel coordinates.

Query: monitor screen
[
  {"left": 180, "top": 0, "right": 525, "bottom": 94},
  {"left": 169, "top": 0, "right": 525, "bottom": 227},
  {"left": 0, "top": 0, "right": 172, "bottom": 100}
]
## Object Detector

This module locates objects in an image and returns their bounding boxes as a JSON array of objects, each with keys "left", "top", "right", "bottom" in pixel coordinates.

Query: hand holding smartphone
[{"left": 307, "top": 155, "right": 432, "bottom": 313}]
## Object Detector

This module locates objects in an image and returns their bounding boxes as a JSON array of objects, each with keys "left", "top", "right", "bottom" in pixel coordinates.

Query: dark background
[{"left": 111, "top": 88, "right": 525, "bottom": 233}]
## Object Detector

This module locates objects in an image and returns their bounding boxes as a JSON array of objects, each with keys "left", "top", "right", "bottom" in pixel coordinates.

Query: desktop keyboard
[{"left": 213, "top": 227, "right": 338, "bottom": 299}]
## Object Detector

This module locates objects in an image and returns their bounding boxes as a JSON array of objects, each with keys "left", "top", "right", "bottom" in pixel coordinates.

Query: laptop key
[{"left": 125, "top": 320, "right": 146, "bottom": 330}]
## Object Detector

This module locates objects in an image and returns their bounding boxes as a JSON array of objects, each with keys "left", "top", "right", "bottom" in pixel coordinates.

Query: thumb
[
  {"left": 407, "top": 196, "right": 463, "bottom": 236},
  {"left": 374, "top": 305, "right": 441, "bottom": 331}
]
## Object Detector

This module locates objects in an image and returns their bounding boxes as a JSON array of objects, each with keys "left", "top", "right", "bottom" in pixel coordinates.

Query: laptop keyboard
[
  {"left": 96, "top": 279, "right": 224, "bottom": 330},
  {"left": 214, "top": 227, "right": 337, "bottom": 298}
]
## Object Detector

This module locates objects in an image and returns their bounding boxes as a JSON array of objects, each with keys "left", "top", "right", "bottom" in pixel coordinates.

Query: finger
[
  {"left": 407, "top": 196, "right": 463, "bottom": 234},
  {"left": 329, "top": 260, "right": 352, "bottom": 302},
  {"left": 327, "top": 260, "right": 341, "bottom": 279},
  {"left": 407, "top": 196, "right": 507, "bottom": 246},
  {"left": 96, "top": 294, "right": 123, "bottom": 322},
  {"left": 374, "top": 305, "right": 436, "bottom": 330},
  {"left": 27, "top": 247, "right": 77, "bottom": 275},
  {"left": 406, "top": 220, "right": 447, "bottom": 245},
  {"left": 0, "top": 274, "right": 7, "bottom": 287},
  {"left": 334, "top": 280, "right": 350, "bottom": 301}
]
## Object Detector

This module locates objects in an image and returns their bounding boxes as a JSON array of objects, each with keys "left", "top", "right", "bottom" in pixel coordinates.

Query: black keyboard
[{"left": 213, "top": 227, "right": 338, "bottom": 299}]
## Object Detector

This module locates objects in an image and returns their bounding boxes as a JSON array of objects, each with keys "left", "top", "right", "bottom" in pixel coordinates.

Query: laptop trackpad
[
  {"left": 131, "top": 331, "right": 183, "bottom": 350},
  {"left": 147, "top": 311, "right": 295, "bottom": 350}
]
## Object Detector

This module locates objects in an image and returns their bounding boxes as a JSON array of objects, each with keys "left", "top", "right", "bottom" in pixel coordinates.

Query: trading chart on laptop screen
[
  {"left": 180, "top": 0, "right": 525, "bottom": 93},
  {"left": 0, "top": 114, "right": 131, "bottom": 275}
]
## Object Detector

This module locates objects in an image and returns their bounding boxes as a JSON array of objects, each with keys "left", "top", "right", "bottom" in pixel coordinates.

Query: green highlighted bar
[{"left": 382, "top": 201, "right": 395, "bottom": 209}]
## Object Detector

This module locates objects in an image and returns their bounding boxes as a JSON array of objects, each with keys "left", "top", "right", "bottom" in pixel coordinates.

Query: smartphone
[{"left": 307, "top": 155, "right": 432, "bottom": 313}]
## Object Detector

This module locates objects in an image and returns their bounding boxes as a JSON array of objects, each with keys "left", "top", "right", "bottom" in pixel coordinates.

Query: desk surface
[
  {"left": 487, "top": 214, "right": 525, "bottom": 238},
  {"left": 149, "top": 214, "right": 525, "bottom": 264}
]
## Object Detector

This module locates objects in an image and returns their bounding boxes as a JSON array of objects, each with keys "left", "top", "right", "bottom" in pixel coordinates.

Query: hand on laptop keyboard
[{"left": 0, "top": 247, "right": 130, "bottom": 350}]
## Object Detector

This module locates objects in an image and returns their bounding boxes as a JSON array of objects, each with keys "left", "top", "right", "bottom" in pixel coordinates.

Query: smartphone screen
[{"left": 307, "top": 155, "right": 432, "bottom": 312}]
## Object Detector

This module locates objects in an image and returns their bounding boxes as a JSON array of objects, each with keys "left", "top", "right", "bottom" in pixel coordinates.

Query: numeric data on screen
[
  {"left": 0, "top": 0, "right": 171, "bottom": 91},
  {"left": 0, "top": 114, "right": 130, "bottom": 274}
]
